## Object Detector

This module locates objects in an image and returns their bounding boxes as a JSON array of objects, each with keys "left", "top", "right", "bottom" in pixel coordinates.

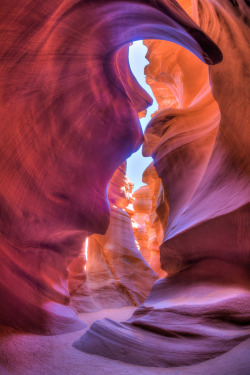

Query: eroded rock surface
[
  {"left": 86, "top": 205, "right": 157, "bottom": 309},
  {"left": 131, "top": 186, "right": 152, "bottom": 264},
  {"left": 0, "top": 0, "right": 221, "bottom": 333},
  {"left": 76, "top": 0, "right": 250, "bottom": 368},
  {"left": 131, "top": 177, "right": 167, "bottom": 277},
  {"left": 70, "top": 163, "right": 157, "bottom": 312}
]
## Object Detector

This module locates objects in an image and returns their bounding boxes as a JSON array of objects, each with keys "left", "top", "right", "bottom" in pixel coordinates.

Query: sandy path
[{"left": 0, "top": 307, "right": 249, "bottom": 375}]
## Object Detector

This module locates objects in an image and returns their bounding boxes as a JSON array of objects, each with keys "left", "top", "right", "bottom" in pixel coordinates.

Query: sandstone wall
[
  {"left": 0, "top": 0, "right": 221, "bottom": 333},
  {"left": 70, "top": 163, "right": 157, "bottom": 312},
  {"left": 77, "top": 0, "right": 250, "bottom": 369}
]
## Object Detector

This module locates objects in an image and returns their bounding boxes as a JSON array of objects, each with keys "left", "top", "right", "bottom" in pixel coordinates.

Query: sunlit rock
[
  {"left": 0, "top": 0, "right": 221, "bottom": 333},
  {"left": 142, "top": 163, "right": 167, "bottom": 277},
  {"left": 131, "top": 179, "right": 166, "bottom": 277},
  {"left": 131, "top": 186, "right": 152, "bottom": 264},
  {"left": 76, "top": 0, "right": 249, "bottom": 369},
  {"left": 108, "top": 162, "right": 134, "bottom": 209},
  {"left": 86, "top": 205, "right": 157, "bottom": 309},
  {"left": 70, "top": 163, "right": 157, "bottom": 311},
  {"left": 132, "top": 186, "right": 152, "bottom": 214},
  {"left": 3, "top": 0, "right": 247, "bottom": 372},
  {"left": 68, "top": 239, "right": 99, "bottom": 313}
]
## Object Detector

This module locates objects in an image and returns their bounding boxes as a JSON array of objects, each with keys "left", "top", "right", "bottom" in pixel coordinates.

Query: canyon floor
[{"left": 0, "top": 307, "right": 249, "bottom": 375}]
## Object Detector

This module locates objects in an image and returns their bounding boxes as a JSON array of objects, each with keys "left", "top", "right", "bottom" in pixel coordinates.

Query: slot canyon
[{"left": 0, "top": 0, "right": 249, "bottom": 374}]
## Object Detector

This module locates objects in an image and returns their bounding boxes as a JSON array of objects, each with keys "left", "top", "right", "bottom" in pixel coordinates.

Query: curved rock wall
[
  {"left": 70, "top": 163, "right": 157, "bottom": 312},
  {"left": 76, "top": 0, "right": 250, "bottom": 369},
  {"left": 142, "top": 163, "right": 167, "bottom": 277},
  {"left": 131, "top": 186, "right": 152, "bottom": 264},
  {"left": 132, "top": 173, "right": 167, "bottom": 277},
  {"left": 0, "top": 0, "right": 221, "bottom": 333},
  {"left": 86, "top": 205, "right": 157, "bottom": 309}
]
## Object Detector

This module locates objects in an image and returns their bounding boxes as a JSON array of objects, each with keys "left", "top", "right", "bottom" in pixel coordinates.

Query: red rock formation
[
  {"left": 132, "top": 180, "right": 167, "bottom": 277},
  {"left": 0, "top": 0, "right": 221, "bottom": 333},
  {"left": 131, "top": 186, "right": 152, "bottom": 263},
  {"left": 70, "top": 163, "right": 157, "bottom": 311},
  {"left": 76, "top": 0, "right": 250, "bottom": 369},
  {"left": 86, "top": 205, "right": 157, "bottom": 309},
  {"left": 142, "top": 163, "right": 167, "bottom": 277},
  {"left": 108, "top": 162, "right": 134, "bottom": 209},
  {"left": 68, "top": 239, "right": 99, "bottom": 314},
  {"left": 133, "top": 186, "right": 152, "bottom": 215}
]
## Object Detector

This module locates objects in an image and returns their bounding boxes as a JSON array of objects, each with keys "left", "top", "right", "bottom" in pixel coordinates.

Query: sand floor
[{"left": 0, "top": 307, "right": 249, "bottom": 375}]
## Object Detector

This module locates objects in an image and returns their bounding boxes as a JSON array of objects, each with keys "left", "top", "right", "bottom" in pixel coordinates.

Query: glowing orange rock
[
  {"left": 142, "top": 163, "right": 167, "bottom": 277},
  {"left": 87, "top": 205, "right": 157, "bottom": 309},
  {"left": 131, "top": 186, "right": 152, "bottom": 263},
  {"left": 131, "top": 180, "right": 166, "bottom": 277},
  {"left": 80, "top": 164, "right": 157, "bottom": 310}
]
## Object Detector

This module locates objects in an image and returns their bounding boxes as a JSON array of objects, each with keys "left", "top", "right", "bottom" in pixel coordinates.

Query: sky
[{"left": 127, "top": 41, "right": 158, "bottom": 192}]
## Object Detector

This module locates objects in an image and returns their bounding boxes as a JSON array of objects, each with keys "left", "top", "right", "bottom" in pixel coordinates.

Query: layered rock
[
  {"left": 69, "top": 162, "right": 131, "bottom": 313},
  {"left": 142, "top": 163, "right": 165, "bottom": 248},
  {"left": 131, "top": 176, "right": 167, "bottom": 277},
  {"left": 108, "top": 162, "right": 134, "bottom": 209},
  {"left": 76, "top": 0, "right": 250, "bottom": 368},
  {"left": 86, "top": 205, "right": 157, "bottom": 309},
  {"left": 131, "top": 186, "right": 152, "bottom": 264},
  {"left": 141, "top": 163, "right": 167, "bottom": 277},
  {"left": 70, "top": 162, "right": 157, "bottom": 312},
  {"left": 68, "top": 239, "right": 99, "bottom": 313},
  {"left": 0, "top": 0, "right": 221, "bottom": 333}
]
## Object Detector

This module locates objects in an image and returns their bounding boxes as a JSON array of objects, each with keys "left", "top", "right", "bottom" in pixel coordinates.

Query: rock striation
[
  {"left": 76, "top": 0, "right": 250, "bottom": 369},
  {"left": 131, "top": 178, "right": 167, "bottom": 277},
  {"left": 131, "top": 186, "right": 152, "bottom": 264},
  {"left": 70, "top": 163, "right": 157, "bottom": 312},
  {"left": 86, "top": 205, "right": 157, "bottom": 309},
  {"left": 142, "top": 163, "right": 167, "bottom": 277},
  {"left": 0, "top": 0, "right": 221, "bottom": 333},
  {"left": 68, "top": 239, "right": 99, "bottom": 314}
]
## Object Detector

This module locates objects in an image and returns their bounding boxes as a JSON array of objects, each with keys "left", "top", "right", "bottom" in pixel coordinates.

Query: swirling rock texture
[
  {"left": 70, "top": 162, "right": 157, "bottom": 312},
  {"left": 132, "top": 179, "right": 167, "bottom": 277},
  {"left": 108, "top": 162, "right": 134, "bottom": 209},
  {"left": 141, "top": 163, "right": 167, "bottom": 277},
  {"left": 75, "top": 0, "right": 250, "bottom": 370},
  {"left": 0, "top": 0, "right": 221, "bottom": 334},
  {"left": 86, "top": 205, "right": 158, "bottom": 309},
  {"left": 68, "top": 238, "right": 99, "bottom": 314},
  {"left": 68, "top": 162, "right": 131, "bottom": 313},
  {"left": 131, "top": 186, "right": 152, "bottom": 264}
]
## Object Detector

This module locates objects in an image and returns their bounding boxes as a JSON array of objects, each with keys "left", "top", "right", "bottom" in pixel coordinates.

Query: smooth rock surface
[
  {"left": 1, "top": 307, "right": 250, "bottom": 375},
  {"left": 0, "top": 0, "right": 221, "bottom": 333},
  {"left": 86, "top": 206, "right": 157, "bottom": 309},
  {"left": 77, "top": 0, "right": 249, "bottom": 369},
  {"left": 69, "top": 162, "right": 157, "bottom": 312}
]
